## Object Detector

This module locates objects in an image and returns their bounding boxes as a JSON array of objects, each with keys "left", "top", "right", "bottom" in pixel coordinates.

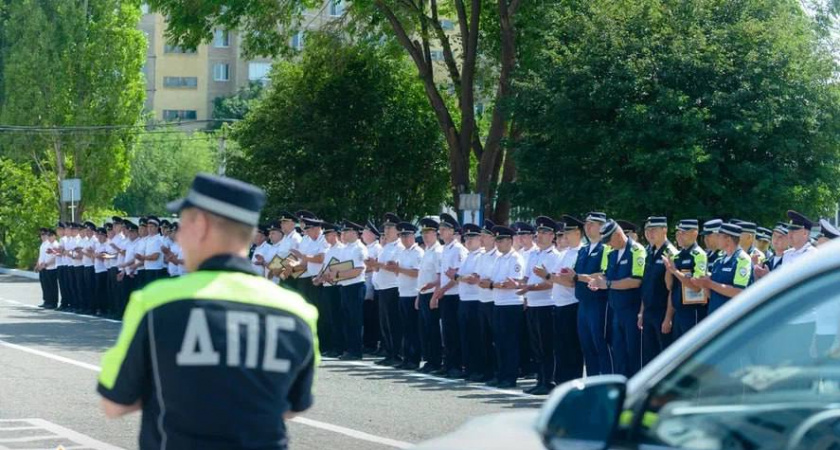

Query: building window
[
  {"left": 440, "top": 19, "right": 454, "bottom": 30},
  {"left": 213, "top": 29, "right": 230, "bottom": 48},
  {"left": 291, "top": 32, "right": 304, "bottom": 51},
  {"left": 213, "top": 64, "right": 230, "bottom": 82},
  {"left": 248, "top": 62, "right": 272, "bottom": 84},
  {"left": 162, "top": 110, "right": 197, "bottom": 121},
  {"left": 329, "top": 0, "right": 346, "bottom": 17},
  {"left": 140, "top": 3, "right": 150, "bottom": 14},
  {"left": 430, "top": 50, "right": 444, "bottom": 61},
  {"left": 164, "top": 44, "right": 196, "bottom": 54},
  {"left": 163, "top": 76, "right": 198, "bottom": 88}
]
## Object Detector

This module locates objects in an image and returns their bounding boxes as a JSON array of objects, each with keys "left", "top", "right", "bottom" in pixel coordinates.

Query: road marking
[
  {"left": 291, "top": 417, "right": 413, "bottom": 449},
  {"left": 0, "top": 418, "right": 124, "bottom": 450},
  {"left": 0, "top": 299, "right": 122, "bottom": 324},
  {"left": 0, "top": 342, "right": 415, "bottom": 448},
  {"left": 0, "top": 340, "right": 101, "bottom": 372}
]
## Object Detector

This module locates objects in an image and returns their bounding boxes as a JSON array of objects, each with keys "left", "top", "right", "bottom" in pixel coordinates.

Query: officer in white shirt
[
  {"left": 475, "top": 219, "right": 499, "bottom": 382},
  {"left": 778, "top": 210, "right": 818, "bottom": 366},
  {"left": 81, "top": 222, "right": 97, "bottom": 313},
  {"left": 36, "top": 228, "right": 60, "bottom": 308},
  {"left": 449, "top": 223, "right": 484, "bottom": 381},
  {"left": 140, "top": 216, "right": 167, "bottom": 285},
  {"left": 117, "top": 221, "right": 140, "bottom": 317},
  {"left": 513, "top": 221, "right": 539, "bottom": 379},
  {"left": 263, "top": 221, "right": 284, "bottom": 281},
  {"left": 327, "top": 220, "right": 368, "bottom": 360},
  {"left": 93, "top": 227, "right": 110, "bottom": 315},
  {"left": 390, "top": 221, "right": 424, "bottom": 370},
  {"left": 432, "top": 213, "right": 468, "bottom": 379},
  {"left": 362, "top": 221, "right": 384, "bottom": 356},
  {"left": 292, "top": 217, "right": 329, "bottom": 310},
  {"left": 131, "top": 217, "right": 149, "bottom": 290},
  {"left": 250, "top": 226, "right": 272, "bottom": 276},
  {"left": 370, "top": 213, "right": 405, "bottom": 366},
  {"left": 542, "top": 216, "right": 585, "bottom": 384},
  {"left": 519, "top": 217, "right": 562, "bottom": 395},
  {"left": 314, "top": 222, "right": 345, "bottom": 357},
  {"left": 69, "top": 223, "right": 86, "bottom": 312},
  {"left": 273, "top": 211, "right": 303, "bottom": 291},
  {"left": 55, "top": 222, "right": 71, "bottom": 309},
  {"left": 488, "top": 225, "right": 526, "bottom": 389},
  {"left": 104, "top": 221, "right": 121, "bottom": 316},
  {"left": 416, "top": 217, "right": 444, "bottom": 374}
]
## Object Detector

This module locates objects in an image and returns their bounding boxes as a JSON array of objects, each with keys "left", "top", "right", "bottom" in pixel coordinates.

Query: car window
[{"left": 633, "top": 271, "right": 840, "bottom": 450}]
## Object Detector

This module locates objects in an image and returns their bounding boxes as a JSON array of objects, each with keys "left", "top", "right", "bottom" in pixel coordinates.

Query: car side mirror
[{"left": 534, "top": 375, "right": 627, "bottom": 450}]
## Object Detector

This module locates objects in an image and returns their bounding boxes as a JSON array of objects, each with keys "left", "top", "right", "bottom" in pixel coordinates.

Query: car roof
[{"left": 628, "top": 239, "right": 840, "bottom": 400}]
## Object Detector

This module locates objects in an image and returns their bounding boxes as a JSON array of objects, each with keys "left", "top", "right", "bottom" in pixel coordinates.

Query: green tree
[
  {"left": 0, "top": 0, "right": 146, "bottom": 218},
  {"left": 228, "top": 33, "right": 449, "bottom": 221},
  {"left": 512, "top": 0, "right": 840, "bottom": 225},
  {"left": 147, "top": 0, "right": 532, "bottom": 221},
  {"left": 0, "top": 158, "right": 57, "bottom": 268},
  {"left": 210, "top": 81, "right": 265, "bottom": 129},
  {"left": 114, "top": 131, "right": 219, "bottom": 216}
]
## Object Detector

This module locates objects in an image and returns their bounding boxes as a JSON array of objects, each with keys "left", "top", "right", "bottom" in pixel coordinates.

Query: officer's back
[{"left": 97, "top": 173, "right": 319, "bottom": 450}]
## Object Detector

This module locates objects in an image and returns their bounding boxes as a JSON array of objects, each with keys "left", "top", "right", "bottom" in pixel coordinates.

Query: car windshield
[{"left": 636, "top": 270, "right": 840, "bottom": 450}]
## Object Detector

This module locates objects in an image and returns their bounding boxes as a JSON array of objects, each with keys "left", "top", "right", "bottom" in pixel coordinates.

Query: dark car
[{"left": 417, "top": 240, "right": 840, "bottom": 450}]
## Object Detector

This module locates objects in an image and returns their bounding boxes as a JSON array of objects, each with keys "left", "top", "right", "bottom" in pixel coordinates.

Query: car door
[{"left": 616, "top": 268, "right": 840, "bottom": 450}]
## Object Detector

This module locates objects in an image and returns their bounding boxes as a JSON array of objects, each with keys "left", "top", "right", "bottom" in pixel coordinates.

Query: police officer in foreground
[{"left": 98, "top": 173, "right": 319, "bottom": 450}]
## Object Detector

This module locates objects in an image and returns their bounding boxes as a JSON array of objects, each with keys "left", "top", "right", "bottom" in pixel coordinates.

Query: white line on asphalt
[
  {"left": 291, "top": 417, "right": 413, "bottom": 449},
  {"left": 0, "top": 343, "right": 415, "bottom": 448},
  {"left": 0, "top": 418, "right": 125, "bottom": 450},
  {"left": 0, "top": 299, "right": 122, "bottom": 324},
  {"left": 0, "top": 340, "right": 101, "bottom": 372}
]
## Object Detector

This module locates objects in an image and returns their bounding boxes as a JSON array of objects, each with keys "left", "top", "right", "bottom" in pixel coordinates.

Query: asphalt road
[{"left": 0, "top": 273, "right": 543, "bottom": 449}]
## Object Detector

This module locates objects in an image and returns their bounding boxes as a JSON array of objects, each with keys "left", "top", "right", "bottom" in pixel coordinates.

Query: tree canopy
[
  {"left": 228, "top": 33, "right": 449, "bottom": 222},
  {"left": 511, "top": 0, "right": 840, "bottom": 225}
]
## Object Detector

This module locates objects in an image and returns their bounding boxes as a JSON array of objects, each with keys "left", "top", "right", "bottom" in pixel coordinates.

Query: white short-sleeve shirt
[
  {"left": 439, "top": 240, "right": 468, "bottom": 295},
  {"left": 94, "top": 241, "right": 109, "bottom": 273},
  {"left": 525, "top": 245, "right": 561, "bottom": 307},
  {"left": 418, "top": 242, "right": 442, "bottom": 294},
  {"left": 457, "top": 248, "right": 484, "bottom": 301},
  {"left": 298, "top": 233, "right": 329, "bottom": 278},
  {"left": 476, "top": 247, "right": 499, "bottom": 303},
  {"left": 373, "top": 239, "right": 404, "bottom": 290},
  {"left": 338, "top": 240, "right": 368, "bottom": 286},
  {"left": 491, "top": 249, "right": 525, "bottom": 306},
  {"left": 143, "top": 234, "right": 166, "bottom": 270},
  {"left": 397, "top": 243, "right": 424, "bottom": 298},
  {"left": 549, "top": 244, "right": 582, "bottom": 307}
]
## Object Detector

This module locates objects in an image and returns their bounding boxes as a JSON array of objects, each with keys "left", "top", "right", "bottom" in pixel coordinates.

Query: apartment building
[{"left": 139, "top": 1, "right": 347, "bottom": 123}]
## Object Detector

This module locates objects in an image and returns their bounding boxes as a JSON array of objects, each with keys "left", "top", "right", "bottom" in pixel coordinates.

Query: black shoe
[
  {"left": 523, "top": 385, "right": 538, "bottom": 394},
  {"left": 485, "top": 378, "right": 499, "bottom": 387},
  {"left": 496, "top": 381, "right": 517, "bottom": 389},
  {"left": 339, "top": 353, "right": 362, "bottom": 361},
  {"left": 529, "top": 385, "right": 552, "bottom": 395},
  {"left": 521, "top": 372, "right": 537, "bottom": 380},
  {"left": 386, "top": 358, "right": 403, "bottom": 367},
  {"left": 37, "top": 303, "right": 48, "bottom": 308},
  {"left": 418, "top": 364, "right": 436, "bottom": 374},
  {"left": 468, "top": 373, "right": 486, "bottom": 383},
  {"left": 326, "top": 351, "right": 342, "bottom": 358},
  {"left": 375, "top": 358, "right": 393, "bottom": 366},
  {"left": 401, "top": 362, "right": 419, "bottom": 371},
  {"left": 446, "top": 369, "right": 467, "bottom": 379},
  {"left": 430, "top": 368, "right": 447, "bottom": 376},
  {"left": 373, "top": 348, "right": 388, "bottom": 357},
  {"left": 43, "top": 304, "right": 56, "bottom": 310}
]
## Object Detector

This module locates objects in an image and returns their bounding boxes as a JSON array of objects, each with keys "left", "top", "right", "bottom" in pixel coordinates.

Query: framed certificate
[
  {"left": 268, "top": 255, "right": 285, "bottom": 271},
  {"left": 681, "top": 270, "right": 708, "bottom": 305},
  {"left": 330, "top": 260, "right": 355, "bottom": 281}
]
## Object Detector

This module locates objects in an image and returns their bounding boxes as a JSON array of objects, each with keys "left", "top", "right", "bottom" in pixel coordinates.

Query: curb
[{"left": 0, "top": 267, "right": 40, "bottom": 280}]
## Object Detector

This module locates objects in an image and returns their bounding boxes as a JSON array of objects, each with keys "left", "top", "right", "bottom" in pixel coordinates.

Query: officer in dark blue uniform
[
  {"left": 639, "top": 216, "right": 677, "bottom": 364},
  {"left": 699, "top": 222, "right": 752, "bottom": 315},
  {"left": 663, "top": 219, "right": 708, "bottom": 340},
  {"left": 98, "top": 173, "right": 318, "bottom": 450},
  {"left": 562, "top": 212, "right": 613, "bottom": 375},
  {"left": 588, "top": 220, "right": 646, "bottom": 377},
  {"left": 701, "top": 219, "right": 723, "bottom": 272}
]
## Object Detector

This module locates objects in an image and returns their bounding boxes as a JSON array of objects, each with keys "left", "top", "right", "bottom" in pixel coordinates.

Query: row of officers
[{"left": 35, "top": 209, "right": 839, "bottom": 395}]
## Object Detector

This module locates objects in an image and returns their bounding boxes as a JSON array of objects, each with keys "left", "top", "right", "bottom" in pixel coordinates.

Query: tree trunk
[{"left": 53, "top": 136, "right": 66, "bottom": 221}]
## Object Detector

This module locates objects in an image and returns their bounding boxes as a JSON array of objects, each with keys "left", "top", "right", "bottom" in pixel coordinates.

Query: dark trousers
[
  {"left": 298, "top": 277, "right": 317, "bottom": 305},
  {"left": 418, "top": 292, "right": 442, "bottom": 369},
  {"left": 642, "top": 307, "right": 672, "bottom": 366},
  {"left": 554, "top": 303, "right": 583, "bottom": 384},
  {"left": 527, "top": 305, "right": 555, "bottom": 387},
  {"left": 144, "top": 268, "right": 167, "bottom": 287},
  {"left": 322, "top": 285, "right": 344, "bottom": 354},
  {"left": 364, "top": 289, "right": 381, "bottom": 351},
  {"left": 520, "top": 311, "right": 536, "bottom": 376},
  {"left": 399, "top": 296, "right": 421, "bottom": 364},
  {"left": 611, "top": 307, "right": 643, "bottom": 378},
  {"left": 493, "top": 304, "right": 523, "bottom": 385},
  {"left": 83, "top": 267, "right": 96, "bottom": 311},
  {"left": 134, "top": 270, "right": 146, "bottom": 291},
  {"left": 43, "top": 269, "right": 59, "bottom": 307},
  {"left": 457, "top": 300, "right": 482, "bottom": 376},
  {"left": 57, "top": 266, "right": 71, "bottom": 308},
  {"left": 107, "top": 268, "right": 119, "bottom": 315},
  {"left": 376, "top": 288, "right": 390, "bottom": 355},
  {"left": 578, "top": 298, "right": 613, "bottom": 376},
  {"left": 281, "top": 277, "right": 300, "bottom": 293},
  {"left": 340, "top": 282, "right": 366, "bottom": 357},
  {"left": 478, "top": 302, "right": 496, "bottom": 380},
  {"left": 39, "top": 270, "right": 47, "bottom": 303},
  {"left": 94, "top": 271, "right": 109, "bottom": 313},
  {"left": 378, "top": 288, "right": 402, "bottom": 360},
  {"left": 120, "top": 273, "right": 135, "bottom": 316},
  {"left": 440, "top": 294, "right": 462, "bottom": 371},
  {"left": 73, "top": 266, "right": 85, "bottom": 309},
  {"left": 672, "top": 307, "right": 707, "bottom": 341}
]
